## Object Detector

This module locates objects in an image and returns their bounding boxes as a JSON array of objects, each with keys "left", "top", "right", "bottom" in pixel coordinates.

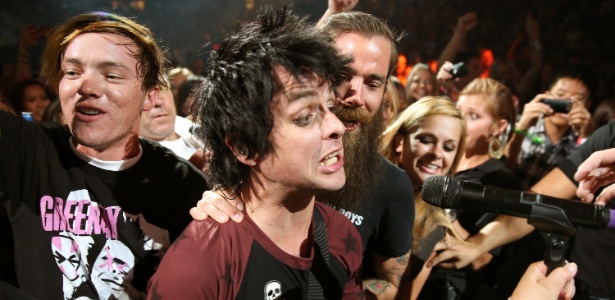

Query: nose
[
  {"left": 154, "top": 94, "right": 164, "bottom": 108},
  {"left": 323, "top": 110, "right": 345, "bottom": 140},
  {"left": 429, "top": 144, "right": 444, "bottom": 159},
  {"left": 338, "top": 77, "right": 365, "bottom": 109},
  {"left": 77, "top": 73, "right": 102, "bottom": 99}
]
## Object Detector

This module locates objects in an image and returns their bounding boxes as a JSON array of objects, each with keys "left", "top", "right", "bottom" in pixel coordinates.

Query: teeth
[
  {"left": 320, "top": 152, "right": 339, "bottom": 167},
  {"left": 80, "top": 109, "right": 101, "bottom": 115}
]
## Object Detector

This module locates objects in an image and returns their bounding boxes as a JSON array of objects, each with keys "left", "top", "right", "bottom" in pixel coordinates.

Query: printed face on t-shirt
[
  {"left": 93, "top": 240, "right": 135, "bottom": 291},
  {"left": 51, "top": 235, "right": 83, "bottom": 281}
]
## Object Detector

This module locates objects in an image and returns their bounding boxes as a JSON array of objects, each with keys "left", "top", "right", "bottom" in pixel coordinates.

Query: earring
[{"left": 488, "top": 135, "right": 504, "bottom": 159}]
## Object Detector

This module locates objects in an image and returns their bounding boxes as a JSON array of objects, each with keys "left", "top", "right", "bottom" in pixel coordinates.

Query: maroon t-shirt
[{"left": 148, "top": 202, "right": 364, "bottom": 299}]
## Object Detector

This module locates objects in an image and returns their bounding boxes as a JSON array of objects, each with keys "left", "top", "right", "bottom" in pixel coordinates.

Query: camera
[
  {"left": 541, "top": 99, "right": 572, "bottom": 114},
  {"left": 450, "top": 62, "right": 469, "bottom": 79}
]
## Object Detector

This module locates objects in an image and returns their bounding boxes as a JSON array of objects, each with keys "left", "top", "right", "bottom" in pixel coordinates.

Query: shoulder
[
  {"left": 140, "top": 138, "right": 206, "bottom": 181},
  {"left": 372, "top": 157, "right": 414, "bottom": 204},
  {"left": 149, "top": 219, "right": 247, "bottom": 299},
  {"left": 315, "top": 202, "right": 363, "bottom": 268}
]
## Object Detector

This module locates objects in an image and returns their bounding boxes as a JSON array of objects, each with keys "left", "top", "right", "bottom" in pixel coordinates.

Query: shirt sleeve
[
  {"left": 374, "top": 161, "right": 414, "bottom": 258},
  {"left": 147, "top": 220, "right": 234, "bottom": 300}
]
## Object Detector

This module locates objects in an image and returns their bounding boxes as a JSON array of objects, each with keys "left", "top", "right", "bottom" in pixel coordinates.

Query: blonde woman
[{"left": 382, "top": 96, "right": 466, "bottom": 299}]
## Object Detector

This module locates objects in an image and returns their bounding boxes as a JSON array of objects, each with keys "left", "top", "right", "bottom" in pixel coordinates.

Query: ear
[
  {"left": 225, "top": 137, "right": 257, "bottom": 167},
  {"left": 493, "top": 119, "right": 508, "bottom": 136},
  {"left": 394, "top": 134, "right": 404, "bottom": 154},
  {"left": 143, "top": 86, "right": 159, "bottom": 112}
]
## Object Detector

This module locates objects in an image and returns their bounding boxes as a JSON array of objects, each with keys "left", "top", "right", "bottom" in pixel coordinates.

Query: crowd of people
[{"left": 1, "top": 0, "right": 615, "bottom": 299}]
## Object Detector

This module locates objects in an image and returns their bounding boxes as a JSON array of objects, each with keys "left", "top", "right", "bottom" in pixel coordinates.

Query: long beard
[{"left": 318, "top": 107, "right": 385, "bottom": 211}]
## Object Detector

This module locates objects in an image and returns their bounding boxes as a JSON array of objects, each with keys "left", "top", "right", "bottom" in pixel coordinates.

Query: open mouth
[
  {"left": 78, "top": 108, "right": 102, "bottom": 116},
  {"left": 342, "top": 121, "right": 359, "bottom": 131},
  {"left": 418, "top": 161, "right": 441, "bottom": 174},
  {"left": 320, "top": 151, "right": 340, "bottom": 167}
]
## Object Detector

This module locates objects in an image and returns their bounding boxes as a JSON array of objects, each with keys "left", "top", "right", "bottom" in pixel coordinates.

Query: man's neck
[
  {"left": 74, "top": 134, "right": 142, "bottom": 161},
  {"left": 160, "top": 131, "right": 181, "bottom": 142},
  {"left": 242, "top": 180, "right": 315, "bottom": 258},
  {"left": 543, "top": 118, "right": 570, "bottom": 143}
]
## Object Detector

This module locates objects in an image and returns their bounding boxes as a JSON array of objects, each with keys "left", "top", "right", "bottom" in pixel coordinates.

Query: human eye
[
  {"left": 293, "top": 112, "right": 315, "bottom": 127},
  {"left": 444, "top": 142, "right": 457, "bottom": 152},
  {"left": 106, "top": 73, "right": 123, "bottom": 80},
  {"left": 467, "top": 113, "right": 479, "bottom": 120},
  {"left": 366, "top": 80, "right": 383, "bottom": 91},
  {"left": 62, "top": 68, "right": 79, "bottom": 78},
  {"left": 418, "top": 136, "right": 434, "bottom": 144}
]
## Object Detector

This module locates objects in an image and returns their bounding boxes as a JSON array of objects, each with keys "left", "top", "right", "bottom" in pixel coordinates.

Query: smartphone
[{"left": 541, "top": 99, "right": 572, "bottom": 114}]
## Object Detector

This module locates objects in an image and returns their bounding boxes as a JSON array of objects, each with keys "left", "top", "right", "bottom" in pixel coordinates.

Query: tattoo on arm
[{"left": 363, "top": 252, "right": 411, "bottom": 299}]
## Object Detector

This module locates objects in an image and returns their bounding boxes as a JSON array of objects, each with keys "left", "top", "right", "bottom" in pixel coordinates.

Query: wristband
[{"left": 514, "top": 127, "right": 528, "bottom": 136}]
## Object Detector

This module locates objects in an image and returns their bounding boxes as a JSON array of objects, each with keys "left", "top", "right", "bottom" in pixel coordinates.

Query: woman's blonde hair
[
  {"left": 381, "top": 96, "right": 466, "bottom": 251},
  {"left": 460, "top": 78, "right": 516, "bottom": 141}
]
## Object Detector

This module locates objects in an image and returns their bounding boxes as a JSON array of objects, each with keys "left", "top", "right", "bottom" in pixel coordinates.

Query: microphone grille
[{"left": 421, "top": 175, "right": 460, "bottom": 208}]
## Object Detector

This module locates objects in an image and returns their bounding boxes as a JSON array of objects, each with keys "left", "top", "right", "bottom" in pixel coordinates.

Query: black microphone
[{"left": 422, "top": 175, "right": 615, "bottom": 229}]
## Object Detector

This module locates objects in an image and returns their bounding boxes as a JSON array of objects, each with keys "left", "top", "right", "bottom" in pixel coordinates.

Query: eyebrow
[
  {"left": 367, "top": 73, "right": 386, "bottom": 84},
  {"left": 287, "top": 89, "right": 319, "bottom": 104},
  {"left": 62, "top": 58, "right": 131, "bottom": 72}
]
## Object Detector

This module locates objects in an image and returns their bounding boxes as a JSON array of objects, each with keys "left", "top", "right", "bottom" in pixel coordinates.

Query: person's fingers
[
  {"left": 540, "top": 263, "right": 577, "bottom": 300},
  {"left": 560, "top": 274, "right": 576, "bottom": 300},
  {"left": 575, "top": 150, "right": 615, "bottom": 181},
  {"left": 427, "top": 248, "right": 455, "bottom": 268},
  {"left": 432, "top": 240, "right": 447, "bottom": 252},
  {"left": 595, "top": 183, "right": 615, "bottom": 206},
  {"left": 576, "top": 178, "right": 596, "bottom": 202},
  {"left": 189, "top": 206, "right": 210, "bottom": 221},
  {"left": 209, "top": 191, "right": 244, "bottom": 222}
]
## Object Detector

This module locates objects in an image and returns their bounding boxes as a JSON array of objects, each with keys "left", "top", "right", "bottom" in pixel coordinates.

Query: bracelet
[{"left": 514, "top": 127, "right": 528, "bottom": 136}]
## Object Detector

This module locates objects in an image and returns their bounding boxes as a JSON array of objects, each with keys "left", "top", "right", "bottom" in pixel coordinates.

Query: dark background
[{"left": 1, "top": 0, "right": 614, "bottom": 101}]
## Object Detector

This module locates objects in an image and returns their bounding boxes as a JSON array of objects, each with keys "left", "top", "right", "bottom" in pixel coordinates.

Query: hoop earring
[{"left": 488, "top": 135, "right": 504, "bottom": 159}]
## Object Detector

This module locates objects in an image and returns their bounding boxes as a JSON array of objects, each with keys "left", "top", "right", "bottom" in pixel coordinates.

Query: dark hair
[
  {"left": 40, "top": 11, "right": 167, "bottom": 92},
  {"left": 549, "top": 67, "right": 592, "bottom": 99},
  {"left": 192, "top": 6, "right": 352, "bottom": 190},
  {"left": 8, "top": 79, "right": 53, "bottom": 113},
  {"left": 320, "top": 11, "right": 400, "bottom": 77},
  {"left": 176, "top": 74, "right": 205, "bottom": 117}
]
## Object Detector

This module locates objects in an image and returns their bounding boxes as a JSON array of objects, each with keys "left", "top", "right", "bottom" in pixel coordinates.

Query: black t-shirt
[
  {"left": 558, "top": 121, "right": 615, "bottom": 299},
  {"left": 334, "top": 157, "right": 414, "bottom": 279},
  {"left": 0, "top": 112, "right": 208, "bottom": 299}
]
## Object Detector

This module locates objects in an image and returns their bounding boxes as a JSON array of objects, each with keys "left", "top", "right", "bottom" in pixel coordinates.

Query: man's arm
[
  {"left": 363, "top": 251, "right": 410, "bottom": 300},
  {"left": 517, "top": 13, "right": 543, "bottom": 103},
  {"left": 429, "top": 167, "right": 578, "bottom": 269},
  {"left": 437, "top": 12, "right": 478, "bottom": 69}
]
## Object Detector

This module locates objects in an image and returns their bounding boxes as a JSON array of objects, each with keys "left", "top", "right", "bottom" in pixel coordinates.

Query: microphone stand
[{"left": 527, "top": 203, "right": 576, "bottom": 274}]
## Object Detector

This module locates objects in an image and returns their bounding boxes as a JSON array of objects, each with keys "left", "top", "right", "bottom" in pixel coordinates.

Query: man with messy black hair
[{"left": 148, "top": 7, "right": 364, "bottom": 299}]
